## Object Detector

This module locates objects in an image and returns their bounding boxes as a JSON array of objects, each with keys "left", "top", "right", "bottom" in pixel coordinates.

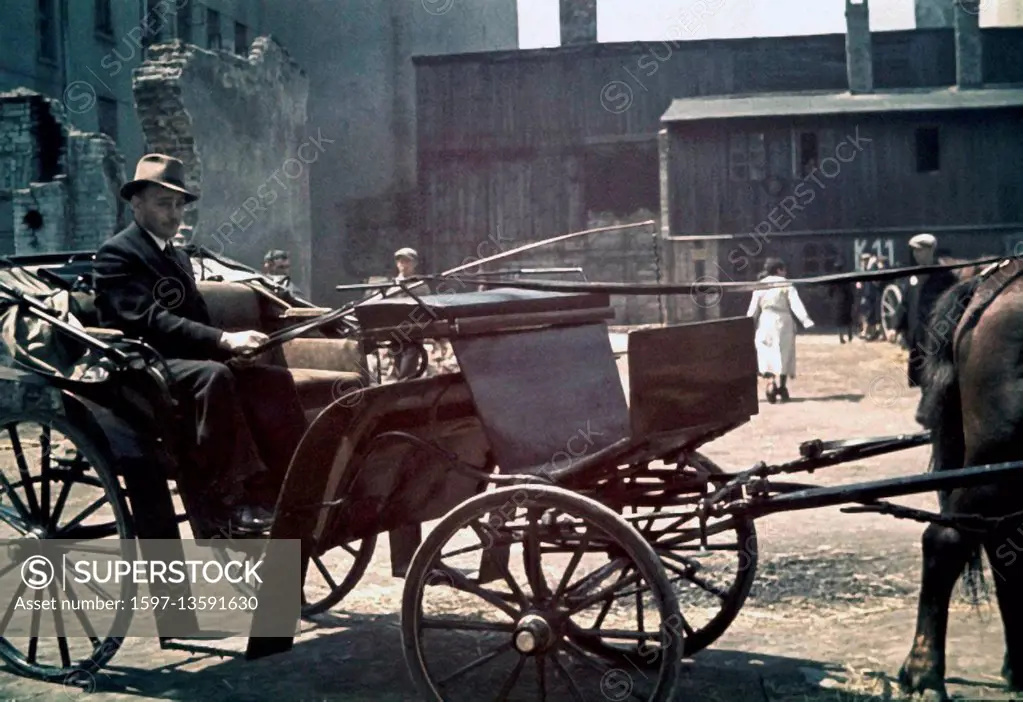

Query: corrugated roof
[{"left": 660, "top": 85, "right": 1023, "bottom": 122}]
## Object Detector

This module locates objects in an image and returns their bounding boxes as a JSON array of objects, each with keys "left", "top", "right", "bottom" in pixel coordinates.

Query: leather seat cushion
[
  {"left": 288, "top": 368, "right": 365, "bottom": 412},
  {"left": 197, "top": 281, "right": 266, "bottom": 332}
]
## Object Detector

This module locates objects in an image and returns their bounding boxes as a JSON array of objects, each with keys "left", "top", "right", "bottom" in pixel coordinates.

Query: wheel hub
[{"left": 512, "top": 613, "right": 555, "bottom": 655}]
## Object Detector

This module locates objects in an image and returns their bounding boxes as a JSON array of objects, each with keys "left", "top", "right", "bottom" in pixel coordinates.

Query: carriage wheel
[
  {"left": 571, "top": 452, "right": 757, "bottom": 660},
  {"left": 208, "top": 533, "right": 377, "bottom": 618},
  {"left": 401, "top": 485, "right": 682, "bottom": 701},
  {"left": 300, "top": 535, "right": 378, "bottom": 617},
  {"left": 643, "top": 452, "right": 756, "bottom": 657},
  {"left": 880, "top": 283, "right": 903, "bottom": 342},
  {"left": 0, "top": 412, "right": 136, "bottom": 683}
]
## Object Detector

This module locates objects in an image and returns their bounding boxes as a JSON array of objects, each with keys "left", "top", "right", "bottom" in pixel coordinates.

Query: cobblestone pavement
[{"left": 0, "top": 333, "right": 1019, "bottom": 701}]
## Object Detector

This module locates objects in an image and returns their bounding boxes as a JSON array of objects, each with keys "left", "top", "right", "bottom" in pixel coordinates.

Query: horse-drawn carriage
[{"left": 0, "top": 243, "right": 1019, "bottom": 701}]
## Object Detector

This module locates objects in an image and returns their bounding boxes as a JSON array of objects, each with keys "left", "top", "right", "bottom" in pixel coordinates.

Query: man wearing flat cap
[
  {"left": 93, "top": 154, "right": 308, "bottom": 533},
  {"left": 386, "top": 247, "right": 431, "bottom": 380},
  {"left": 892, "top": 233, "right": 959, "bottom": 388}
]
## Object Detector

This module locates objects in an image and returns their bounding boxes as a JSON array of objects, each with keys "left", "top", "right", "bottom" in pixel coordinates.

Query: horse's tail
[{"left": 916, "top": 275, "right": 988, "bottom": 604}]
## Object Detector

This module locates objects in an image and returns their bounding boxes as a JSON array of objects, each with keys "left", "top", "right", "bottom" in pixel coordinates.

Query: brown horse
[{"left": 898, "top": 255, "right": 1023, "bottom": 700}]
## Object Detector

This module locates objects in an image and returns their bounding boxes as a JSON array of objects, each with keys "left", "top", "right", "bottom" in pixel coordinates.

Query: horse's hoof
[{"left": 898, "top": 662, "right": 949, "bottom": 702}]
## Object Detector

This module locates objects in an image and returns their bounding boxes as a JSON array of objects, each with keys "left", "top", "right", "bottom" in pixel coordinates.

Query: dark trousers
[{"left": 165, "top": 359, "right": 308, "bottom": 509}]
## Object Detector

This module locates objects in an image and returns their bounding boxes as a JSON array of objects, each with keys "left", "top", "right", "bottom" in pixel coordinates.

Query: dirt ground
[{"left": 0, "top": 331, "right": 1019, "bottom": 701}]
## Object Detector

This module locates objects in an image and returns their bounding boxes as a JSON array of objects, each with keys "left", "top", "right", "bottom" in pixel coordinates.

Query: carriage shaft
[{"left": 728, "top": 459, "right": 1023, "bottom": 520}]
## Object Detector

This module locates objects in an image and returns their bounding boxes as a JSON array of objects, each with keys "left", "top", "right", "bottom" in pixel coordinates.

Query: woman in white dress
[{"left": 747, "top": 258, "right": 815, "bottom": 403}]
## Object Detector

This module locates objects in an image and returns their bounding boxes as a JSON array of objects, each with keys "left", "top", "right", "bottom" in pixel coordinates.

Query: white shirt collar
[{"left": 140, "top": 225, "right": 168, "bottom": 251}]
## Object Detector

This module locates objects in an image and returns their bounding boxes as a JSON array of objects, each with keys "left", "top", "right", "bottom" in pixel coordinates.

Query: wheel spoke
[
  {"left": 550, "top": 650, "right": 587, "bottom": 702},
  {"left": 428, "top": 566, "right": 520, "bottom": 620},
  {"left": 552, "top": 536, "right": 588, "bottom": 603},
  {"left": 39, "top": 425, "right": 51, "bottom": 526},
  {"left": 525, "top": 510, "right": 550, "bottom": 600},
  {"left": 62, "top": 576, "right": 102, "bottom": 644},
  {"left": 469, "top": 522, "right": 529, "bottom": 609},
  {"left": 592, "top": 566, "right": 632, "bottom": 630},
  {"left": 27, "top": 587, "right": 43, "bottom": 664},
  {"left": 47, "top": 579, "right": 72, "bottom": 669},
  {"left": 0, "top": 462, "right": 32, "bottom": 524},
  {"left": 493, "top": 653, "right": 526, "bottom": 702},
  {"left": 563, "top": 558, "right": 625, "bottom": 601},
  {"left": 565, "top": 570, "right": 642, "bottom": 617},
  {"left": 421, "top": 617, "right": 516, "bottom": 633},
  {"left": 536, "top": 654, "right": 548, "bottom": 701},
  {"left": 312, "top": 556, "right": 339, "bottom": 590},
  {"left": 47, "top": 460, "right": 85, "bottom": 533},
  {"left": 7, "top": 424, "right": 40, "bottom": 520},
  {"left": 0, "top": 505, "right": 33, "bottom": 535},
  {"left": 55, "top": 495, "right": 110, "bottom": 536},
  {"left": 435, "top": 640, "right": 513, "bottom": 685},
  {"left": 0, "top": 579, "right": 28, "bottom": 632}
]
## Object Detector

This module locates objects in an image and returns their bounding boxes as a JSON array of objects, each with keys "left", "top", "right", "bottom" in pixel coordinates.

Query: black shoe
[
  {"left": 223, "top": 505, "right": 275, "bottom": 534},
  {"left": 778, "top": 387, "right": 790, "bottom": 402}
]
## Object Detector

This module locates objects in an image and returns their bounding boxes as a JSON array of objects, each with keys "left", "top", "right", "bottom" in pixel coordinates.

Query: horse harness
[{"left": 952, "top": 257, "right": 1023, "bottom": 363}]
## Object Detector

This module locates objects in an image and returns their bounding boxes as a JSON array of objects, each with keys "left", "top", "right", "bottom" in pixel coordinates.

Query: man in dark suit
[
  {"left": 93, "top": 154, "right": 307, "bottom": 533},
  {"left": 892, "top": 233, "right": 960, "bottom": 388}
]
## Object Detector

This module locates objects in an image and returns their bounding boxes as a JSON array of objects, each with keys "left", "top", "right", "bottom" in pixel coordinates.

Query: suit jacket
[
  {"left": 94, "top": 221, "right": 228, "bottom": 361},
  {"left": 894, "top": 258, "right": 959, "bottom": 346}
]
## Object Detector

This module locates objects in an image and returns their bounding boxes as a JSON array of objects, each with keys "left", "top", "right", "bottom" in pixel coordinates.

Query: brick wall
[
  {"left": 0, "top": 87, "right": 124, "bottom": 255},
  {"left": 13, "top": 181, "right": 70, "bottom": 253},
  {"left": 132, "top": 37, "right": 313, "bottom": 292},
  {"left": 67, "top": 133, "right": 126, "bottom": 250}
]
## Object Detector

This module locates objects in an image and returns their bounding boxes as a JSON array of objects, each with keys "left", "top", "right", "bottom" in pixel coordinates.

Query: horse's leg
[
  {"left": 984, "top": 520, "right": 1023, "bottom": 690},
  {"left": 899, "top": 511, "right": 977, "bottom": 701}
]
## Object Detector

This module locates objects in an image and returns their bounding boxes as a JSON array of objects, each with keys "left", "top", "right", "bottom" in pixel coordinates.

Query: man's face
[
  {"left": 131, "top": 185, "right": 186, "bottom": 239},
  {"left": 912, "top": 246, "right": 935, "bottom": 266},
  {"left": 396, "top": 256, "right": 416, "bottom": 276},
  {"left": 274, "top": 256, "right": 291, "bottom": 275}
]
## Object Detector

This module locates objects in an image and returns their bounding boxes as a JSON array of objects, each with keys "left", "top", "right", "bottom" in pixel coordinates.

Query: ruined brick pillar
[
  {"left": 132, "top": 38, "right": 313, "bottom": 293},
  {"left": 0, "top": 88, "right": 124, "bottom": 255},
  {"left": 560, "top": 0, "right": 597, "bottom": 45}
]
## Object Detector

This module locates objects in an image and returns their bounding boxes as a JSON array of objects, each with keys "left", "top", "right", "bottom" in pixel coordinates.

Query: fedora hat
[{"left": 120, "top": 153, "right": 198, "bottom": 203}]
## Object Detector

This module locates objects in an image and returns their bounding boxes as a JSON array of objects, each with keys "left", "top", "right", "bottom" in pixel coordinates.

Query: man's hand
[{"left": 219, "top": 330, "right": 269, "bottom": 353}]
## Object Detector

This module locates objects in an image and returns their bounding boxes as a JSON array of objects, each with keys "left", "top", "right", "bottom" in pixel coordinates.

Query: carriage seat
[{"left": 70, "top": 283, "right": 367, "bottom": 417}]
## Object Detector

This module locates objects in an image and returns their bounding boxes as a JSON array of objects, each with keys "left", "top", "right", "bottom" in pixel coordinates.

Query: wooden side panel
[
  {"left": 628, "top": 317, "right": 758, "bottom": 437},
  {"left": 452, "top": 323, "right": 630, "bottom": 474}
]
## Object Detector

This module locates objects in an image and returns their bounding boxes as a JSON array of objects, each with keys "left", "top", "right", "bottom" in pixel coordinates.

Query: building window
[
  {"left": 796, "top": 132, "right": 818, "bottom": 177},
  {"left": 234, "top": 22, "right": 248, "bottom": 55},
  {"left": 729, "top": 132, "right": 766, "bottom": 182},
  {"left": 915, "top": 126, "right": 940, "bottom": 172},
  {"left": 177, "top": 3, "right": 192, "bottom": 43},
  {"left": 583, "top": 143, "right": 659, "bottom": 218},
  {"left": 97, "top": 97, "right": 118, "bottom": 142},
  {"left": 94, "top": 0, "right": 113, "bottom": 35},
  {"left": 38, "top": 0, "right": 57, "bottom": 62},
  {"left": 207, "top": 8, "right": 222, "bottom": 50}
]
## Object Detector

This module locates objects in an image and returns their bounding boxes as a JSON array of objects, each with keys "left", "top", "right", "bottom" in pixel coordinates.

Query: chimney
[
  {"left": 845, "top": 0, "right": 873, "bottom": 94},
  {"left": 955, "top": 0, "right": 983, "bottom": 88},
  {"left": 560, "top": 0, "right": 597, "bottom": 45},
  {"left": 915, "top": 0, "right": 954, "bottom": 28}
]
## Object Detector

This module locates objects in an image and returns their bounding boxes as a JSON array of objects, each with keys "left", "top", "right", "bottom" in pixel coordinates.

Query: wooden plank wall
[
  {"left": 666, "top": 110, "right": 1023, "bottom": 237},
  {"left": 412, "top": 28, "right": 1023, "bottom": 157}
]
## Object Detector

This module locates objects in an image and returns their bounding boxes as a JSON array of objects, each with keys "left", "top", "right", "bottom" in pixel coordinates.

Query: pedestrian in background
[
  {"left": 747, "top": 257, "right": 815, "bottom": 403},
  {"left": 828, "top": 257, "right": 855, "bottom": 343}
]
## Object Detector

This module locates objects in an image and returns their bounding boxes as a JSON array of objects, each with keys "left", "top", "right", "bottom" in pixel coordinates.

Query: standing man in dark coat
[
  {"left": 93, "top": 154, "right": 308, "bottom": 533},
  {"left": 893, "top": 233, "right": 959, "bottom": 388}
]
